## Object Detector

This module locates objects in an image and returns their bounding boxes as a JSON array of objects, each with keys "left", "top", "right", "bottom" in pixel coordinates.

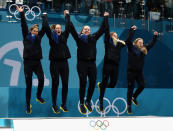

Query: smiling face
[
  {"left": 134, "top": 38, "right": 144, "bottom": 49},
  {"left": 81, "top": 26, "right": 90, "bottom": 35},
  {"left": 31, "top": 27, "right": 38, "bottom": 36},
  {"left": 136, "top": 39, "right": 144, "bottom": 49},
  {"left": 30, "top": 24, "right": 39, "bottom": 36},
  {"left": 54, "top": 24, "right": 62, "bottom": 35}
]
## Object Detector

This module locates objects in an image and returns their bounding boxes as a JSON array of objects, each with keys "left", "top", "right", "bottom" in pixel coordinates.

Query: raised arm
[
  {"left": 146, "top": 31, "right": 158, "bottom": 51},
  {"left": 38, "top": 14, "right": 46, "bottom": 38},
  {"left": 93, "top": 12, "right": 109, "bottom": 40},
  {"left": 125, "top": 25, "right": 136, "bottom": 49},
  {"left": 17, "top": 6, "right": 28, "bottom": 38},
  {"left": 125, "top": 25, "right": 136, "bottom": 43},
  {"left": 63, "top": 10, "right": 70, "bottom": 38},
  {"left": 41, "top": 13, "right": 52, "bottom": 39},
  {"left": 104, "top": 12, "right": 110, "bottom": 42},
  {"left": 69, "top": 21, "right": 79, "bottom": 43}
]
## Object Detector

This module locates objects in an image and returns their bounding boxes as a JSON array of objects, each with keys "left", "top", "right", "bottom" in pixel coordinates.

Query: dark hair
[{"left": 50, "top": 24, "right": 61, "bottom": 31}]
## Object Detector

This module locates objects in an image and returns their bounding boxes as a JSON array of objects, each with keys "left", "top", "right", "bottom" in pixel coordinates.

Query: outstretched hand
[
  {"left": 104, "top": 12, "right": 109, "bottom": 16},
  {"left": 131, "top": 25, "right": 137, "bottom": 30},
  {"left": 154, "top": 31, "right": 158, "bottom": 36},
  {"left": 64, "top": 10, "right": 69, "bottom": 16},
  {"left": 42, "top": 12, "right": 47, "bottom": 19},
  {"left": 17, "top": 6, "right": 24, "bottom": 12}
]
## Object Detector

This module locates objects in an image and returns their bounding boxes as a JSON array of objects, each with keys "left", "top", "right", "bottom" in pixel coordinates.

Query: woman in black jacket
[
  {"left": 97, "top": 12, "right": 126, "bottom": 112},
  {"left": 44, "top": 10, "right": 71, "bottom": 114},
  {"left": 17, "top": 6, "right": 46, "bottom": 114},
  {"left": 69, "top": 12, "right": 108, "bottom": 114},
  {"left": 125, "top": 25, "right": 158, "bottom": 114}
]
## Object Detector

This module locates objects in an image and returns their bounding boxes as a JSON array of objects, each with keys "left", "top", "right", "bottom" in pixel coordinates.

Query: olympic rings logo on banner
[
  {"left": 89, "top": 120, "right": 109, "bottom": 130},
  {"left": 78, "top": 97, "right": 127, "bottom": 117},
  {"left": 9, "top": 4, "right": 41, "bottom": 21}
]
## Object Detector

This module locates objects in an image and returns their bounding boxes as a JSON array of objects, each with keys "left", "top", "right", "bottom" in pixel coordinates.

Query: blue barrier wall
[{"left": 0, "top": 20, "right": 173, "bottom": 118}]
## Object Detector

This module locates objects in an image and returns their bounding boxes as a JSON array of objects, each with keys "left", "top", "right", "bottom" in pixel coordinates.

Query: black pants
[
  {"left": 77, "top": 60, "right": 96, "bottom": 104},
  {"left": 50, "top": 60, "right": 69, "bottom": 106},
  {"left": 99, "top": 61, "right": 119, "bottom": 102},
  {"left": 24, "top": 60, "right": 44, "bottom": 107},
  {"left": 127, "top": 70, "right": 145, "bottom": 106}
]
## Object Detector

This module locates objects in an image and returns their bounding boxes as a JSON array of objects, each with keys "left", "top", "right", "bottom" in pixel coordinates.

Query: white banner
[
  {"left": 15, "top": 0, "right": 23, "bottom": 5},
  {"left": 13, "top": 118, "right": 173, "bottom": 131},
  {"left": 150, "top": 11, "right": 160, "bottom": 20}
]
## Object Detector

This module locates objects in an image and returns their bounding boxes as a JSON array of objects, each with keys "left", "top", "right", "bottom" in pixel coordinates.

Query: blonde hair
[
  {"left": 30, "top": 24, "right": 39, "bottom": 32},
  {"left": 133, "top": 38, "right": 147, "bottom": 55},
  {"left": 110, "top": 32, "right": 115, "bottom": 37},
  {"left": 110, "top": 32, "right": 125, "bottom": 46},
  {"left": 80, "top": 26, "right": 85, "bottom": 34}
]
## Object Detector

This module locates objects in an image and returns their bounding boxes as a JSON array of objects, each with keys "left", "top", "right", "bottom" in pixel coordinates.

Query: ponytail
[
  {"left": 110, "top": 32, "right": 125, "bottom": 46},
  {"left": 50, "top": 24, "right": 56, "bottom": 30}
]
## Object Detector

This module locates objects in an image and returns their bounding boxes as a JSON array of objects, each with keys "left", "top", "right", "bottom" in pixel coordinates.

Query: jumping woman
[
  {"left": 97, "top": 12, "right": 126, "bottom": 112},
  {"left": 69, "top": 12, "right": 108, "bottom": 114},
  {"left": 17, "top": 6, "right": 46, "bottom": 114},
  {"left": 44, "top": 10, "right": 71, "bottom": 114},
  {"left": 125, "top": 25, "right": 158, "bottom": 114}
]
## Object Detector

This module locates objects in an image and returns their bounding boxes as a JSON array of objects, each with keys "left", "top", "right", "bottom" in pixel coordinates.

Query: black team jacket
[
  {"left": 45, "top": 14, "right": 71, "bottom": 61},
  {"left": 69, "top": 16, "right": 106, "bottom": 61},
  {"left": 125, "top": 28, "right": 158, "bottom": 71},
  {"left": 20, "top": 12, "right": 45, "bottom": 60},
  {"left": 104, "top": 16, "right": 125, "bottom": 65}
]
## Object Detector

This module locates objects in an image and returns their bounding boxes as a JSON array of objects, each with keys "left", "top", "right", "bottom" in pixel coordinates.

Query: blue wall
[{"left": 0, "top": 20, "right": 173, "bottom": 118}]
